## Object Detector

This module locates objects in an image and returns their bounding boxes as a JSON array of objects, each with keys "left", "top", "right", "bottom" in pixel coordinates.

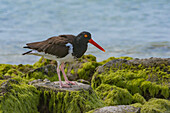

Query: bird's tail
[{"left": 22, "top": 50, "right": 32, "bottom": 55}]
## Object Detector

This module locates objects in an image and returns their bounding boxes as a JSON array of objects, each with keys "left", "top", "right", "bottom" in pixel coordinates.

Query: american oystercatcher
[{"left": 23, "top": 31, "right": 105, "bottom": 88}]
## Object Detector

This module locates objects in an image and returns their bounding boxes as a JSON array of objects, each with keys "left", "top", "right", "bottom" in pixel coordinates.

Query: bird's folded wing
[{"left": 25, "top": 36, "right": 75, "bottom": 58}]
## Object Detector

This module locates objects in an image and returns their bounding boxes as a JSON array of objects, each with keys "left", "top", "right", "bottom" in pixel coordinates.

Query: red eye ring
[{"left": 84, "top": 34, "right": 88, "bottom": 37}]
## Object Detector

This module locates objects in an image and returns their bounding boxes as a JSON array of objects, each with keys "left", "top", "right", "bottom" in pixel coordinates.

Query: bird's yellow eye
[{"left": 84, "top": 34, "right": 88, "bottom": 38}]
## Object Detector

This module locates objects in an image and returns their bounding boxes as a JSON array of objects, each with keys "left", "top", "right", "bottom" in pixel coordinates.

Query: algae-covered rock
[
  {"left": 0, "top": 78, "right": 104, "bottom": 113},
  {"left": 98, "top": 56, "right": 133, "bottom": 66},
  {"left": 0, "top": 64, "right": 34, "bottom": 80},
  {"left": 95, "top": 84, "right": 133, "bottom": 106},
  {"left": 0, "top": 57, "right": 104, "bottom": 113},
  {"left": 33, "top": 57, "right": 57, "bottom": 68},
  {"left": 87, "top": 105, "right": 140, "bottom": 113},
  {"left": 130, "top": 103, "right": 143, "bottom": 108},
  {"left": 30, "top": 79, "right": 104, "bottom": 113},
  {"left": 92, "top": 58, "right": 170, "bottom": 100},
  {"left": 26, "top": 55, "right": 134, "bottom": 83},
  {"left": 0, "top": 55, "right": 103, "bottom": 113},
  {"left": 0, "top": 78, "right": 40, "bottom": 113},
  {"left": 131, "top": 98, "right": 170, "bottom": 113},
  {"left": 140, "top": 98, "right": 170, "bottom": 113},
  {"left": 1, "top": 56, "right": 170, "bottom": 113},
  {"left": 27, "top": 64, "right": 60, "bottom": 82},
  {"left": 132, "top": 93, "right": 146, "bottom": 104},
  {"left": 29, "top": 55, "right": 98, "bottom": 82},
  {"left": 65, "top": 54, "right": 99, "bottom": 82}
]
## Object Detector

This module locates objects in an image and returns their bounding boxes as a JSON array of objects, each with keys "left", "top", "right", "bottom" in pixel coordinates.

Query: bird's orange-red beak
[{"left": 89, "top": 39, "right": 105, "bottom": 52}]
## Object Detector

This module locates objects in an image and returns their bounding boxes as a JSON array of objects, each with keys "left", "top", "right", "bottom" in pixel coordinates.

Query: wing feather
[{"left": 24, "top": 35, "right": 75, "bottom": 58}]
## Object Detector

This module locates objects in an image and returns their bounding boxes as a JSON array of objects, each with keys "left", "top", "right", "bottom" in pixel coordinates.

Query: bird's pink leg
[
  {"left": 57, "top": 63, "right": 70, "bottom": 88},
  {"left": 60, "top": 62, "right": 76, "bottom": 85}
]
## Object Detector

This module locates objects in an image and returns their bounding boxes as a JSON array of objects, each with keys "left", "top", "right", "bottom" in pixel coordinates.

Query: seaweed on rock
[
  {"left": 95, "top": 84, "right": 133, "bottom": 106},
  {"left": 0, "top": 79, "right": 40, "bottom": 113},
  {"left": 32, "top": 81, "right": 104, "bottom": 113},
  {"left": 64, "top": 54, "right": 99, "bottom": 81},
  {"left": 140, "top": 98, "right": 170, "bottom": 113},
  {"left": 0, "top": 55, "right": 170, "bottom": 113},
  {"left": 92, "top": 58, "right": 170, "bottom": 100},
  {"left": 39, "top": 90, "right": 104, "bottom": 113}
]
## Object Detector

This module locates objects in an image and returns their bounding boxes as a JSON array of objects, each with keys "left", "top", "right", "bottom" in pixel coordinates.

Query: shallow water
[{"left": 0, "top": 0, "right": 170, "bottom": 64}]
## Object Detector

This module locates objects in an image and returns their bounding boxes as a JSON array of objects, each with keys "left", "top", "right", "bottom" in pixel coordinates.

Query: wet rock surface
[
  {"left": 92, "top": 105, "right": 140, "bottom": 113},
  {"left": 97, "top": 59, "right": 128, "bottom": 74},
  {"left": 28, "top": 64, "right": 57, "bottom": 77},
  {"left": 97, "top": 58, "right": 170, "bottom": 74},
  {"left": 129, "top": 57, "right": 170, "bottom": 66},
  {"left": 0, "top": 79, "right": 19, "bottom": 96},
  {"left": 29, "top": 79, "right": 91, "bottom": 91},
  {"left": 28, "top": 79, "right": 104, "bottom": 113}
]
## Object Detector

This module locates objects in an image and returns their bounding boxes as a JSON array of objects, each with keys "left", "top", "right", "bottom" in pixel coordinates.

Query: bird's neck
[{"left": 72, "top": 39, "right": 88, "bottom": 58}]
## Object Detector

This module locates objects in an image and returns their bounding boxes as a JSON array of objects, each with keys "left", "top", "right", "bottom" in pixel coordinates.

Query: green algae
[
  {"left": 0, "top": 74, "right": 3, "bottom": 79},
  {"left": 0, "top": 54, "right": 99, "bottom": 84},
  {"left": 0, "top": 64, "right": 34, "bottom": 80},
  {"left": 95, "top": 84, "right": 133, "bottom": 106},
  {"left": 70, "top": 69, "right": 75, "bottom": 75},
  {"left": 0, "top": 82, "right": 40, "bottom": 113},
  {"left": 64, "top": 54, "right": 99, "bottom": 81},
  {"left": 92, "top": 59, "right": 170, "bottom": 100},
  {"left": 78, "top": 54, "right": 97, "bottom": 62},
  {"left": 0, "top": 64, "right": 13, "bottom": 78},
  {"left": 27, "top": 71, "right": 61, "bottom": 82},
  {"left": 0, "top": 76, "right": 103, "bottom": 113},
  {"left": 16, "top": 64, "right": 34, "bottom": 74},
  {"left": 141, "top": 98, "right": 170, "bottom": 113},
  {"left": 28, "top": 55, "right": 97, "bottom": 82},
  {"left": 77, "top": 62, "right": 97, "bottom": 80},
  {"left": 4, "top": 68, "right": 23, "bottom": 77},
  {"left": 132, "top": 93, "right": 146, "bottom": 104},
  {"left": 33, "top": 57, "right": 57, "bottom": 68},
  {"left": 141, "top": 81, "right": 169, "bottom": 99},
  {"left": 26, "top": 57, "right": 59, "bottom": 81},
  {"left": 58, "top": 55, "right": 133, "bottom": 82},
  {"left": 39, "top": 89, "right": 104, "bottom": 113},
  {"left": 85, "top": 109, "right": 95, "bottom": 113},
  {"left": 131, "top": 103, "right": 143, "bottom": 108},
  {"left": 91, "top": 57, "right": 170, "bottom": 112},
  {"left": 131, "top": 98, "right": 170, "bottom": 113}
]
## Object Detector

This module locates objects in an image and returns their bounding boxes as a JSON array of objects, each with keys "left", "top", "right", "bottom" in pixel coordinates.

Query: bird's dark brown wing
[{"left": 24, "top": 35, "right": 76, "bottom": 58}]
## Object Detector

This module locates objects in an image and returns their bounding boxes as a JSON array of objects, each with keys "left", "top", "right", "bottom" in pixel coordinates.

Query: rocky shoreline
[{"left": 0, "top": 55, "right": 169, "bottom": 113}]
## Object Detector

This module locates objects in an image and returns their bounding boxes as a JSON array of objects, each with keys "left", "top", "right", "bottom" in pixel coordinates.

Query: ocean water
[{"left": 0, "top": 0, "right": 170, "bottom": 64}]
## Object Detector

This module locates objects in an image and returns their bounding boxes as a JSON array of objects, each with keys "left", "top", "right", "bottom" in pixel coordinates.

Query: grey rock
[
  {"left": 97, "top": 59, "right": 128, "bottom": 74},
  {"left": 0, "top": 79, "right": 19, "bottom": 96},
  {"left": 28, "top": 79, "right": 42, "bottom": 85},
  {"left": 29, "top": 79, "right": 91, "bottom": 92},
  {"left": 43, "top": 78, "right": 50, "bottom": 82},
  {"left": 77, "top": 79, "right": 90, "bottom": 84},
  {"left": 96, "top": 58, "right": 170, "bottom": 74},
  {"left": 28, "top": 64, "right": 57, "bottom": 77},
  {"left": 129, "top": 57, "right": 170, "bottom": 67},
  {"left": 93, "top": 105, "right": 140, "bottom": 113}
]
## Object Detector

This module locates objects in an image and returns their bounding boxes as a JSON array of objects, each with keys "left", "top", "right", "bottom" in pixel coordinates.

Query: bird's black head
[
  {"left": 75, "top": 31, "right": 105, "bottom": 53},
  {"left": 76, "top": 31, "right": 91, "bottom": 43}
]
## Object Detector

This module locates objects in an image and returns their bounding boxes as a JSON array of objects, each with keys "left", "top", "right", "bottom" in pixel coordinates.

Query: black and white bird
[{"left": 23, "top": 31, "right": 105, "bottom": 88}]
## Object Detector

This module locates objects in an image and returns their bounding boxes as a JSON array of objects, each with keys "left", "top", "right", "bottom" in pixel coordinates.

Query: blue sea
[{"left": 0, "top": 0, "right": 170, "bottom": 64}]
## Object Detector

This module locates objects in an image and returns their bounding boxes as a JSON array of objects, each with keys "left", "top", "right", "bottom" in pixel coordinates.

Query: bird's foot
[
  {"left": 65, "top": 81, "right": 77, "bottom": 85},
  {"left": 60, "top": 84, "right": 71, "bottom": 88}
]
